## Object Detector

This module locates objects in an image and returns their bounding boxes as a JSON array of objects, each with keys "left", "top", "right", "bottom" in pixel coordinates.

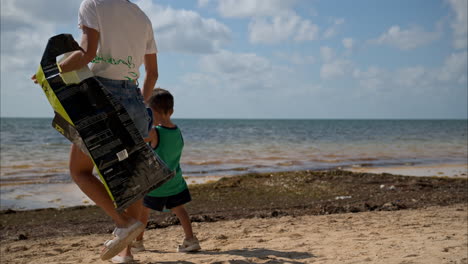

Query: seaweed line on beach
[{"left": 1, "top": 169, "right": 467, "bottom": 242}]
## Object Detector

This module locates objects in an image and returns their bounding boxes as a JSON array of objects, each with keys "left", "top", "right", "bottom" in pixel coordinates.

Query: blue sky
[{"left": 1, "top": 0, "right": 467, "bottom": 119}]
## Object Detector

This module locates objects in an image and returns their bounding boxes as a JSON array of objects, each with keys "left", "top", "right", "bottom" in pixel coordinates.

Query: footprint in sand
[{"left": 289, "top": 233, "right": 303, "bottom": 239}]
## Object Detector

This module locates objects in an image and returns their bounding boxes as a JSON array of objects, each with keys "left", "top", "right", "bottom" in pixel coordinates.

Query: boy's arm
[{"left": 142, "top": 53, "right": 158, "bottom": 104}]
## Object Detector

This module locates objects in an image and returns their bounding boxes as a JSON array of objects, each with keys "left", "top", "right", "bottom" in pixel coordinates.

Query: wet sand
[
  {"left": 1, "top": 169, "right": 467, "bottom": 263},
  {"left": 344, "top": 163, "right": 468, "bottom": 178}
]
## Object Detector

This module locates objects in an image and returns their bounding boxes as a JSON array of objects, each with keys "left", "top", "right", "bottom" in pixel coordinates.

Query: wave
[
  {"left": 276, "top": 160, "right": 304, "bottom": 166},
  {"left": 184, "top": 160, "right": 225, "bottom": 166}
]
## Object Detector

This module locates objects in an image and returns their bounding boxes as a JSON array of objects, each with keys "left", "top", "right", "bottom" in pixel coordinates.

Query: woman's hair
[{"left": 148, "top": 88, "right": 174, "bottom": 114}]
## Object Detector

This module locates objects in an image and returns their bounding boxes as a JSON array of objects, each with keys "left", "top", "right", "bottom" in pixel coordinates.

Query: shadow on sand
[{"left": 147, "top": 247, "right": 315, "bottom": 264}]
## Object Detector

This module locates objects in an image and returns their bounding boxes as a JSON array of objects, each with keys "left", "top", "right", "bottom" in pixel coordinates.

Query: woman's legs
[
  {"left": 115, "top": 200, "right": 145, "bottom": 258},
  {"left": 136, "top": 207, "right": 150, "bottom": 241},
  {"left": 69, "top": 143, "right": 133, "bottom": 227}
]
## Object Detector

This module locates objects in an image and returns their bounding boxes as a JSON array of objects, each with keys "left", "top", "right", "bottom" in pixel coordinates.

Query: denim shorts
[{"left": 96, "top": 76, "right": 151, "bottom": 138}]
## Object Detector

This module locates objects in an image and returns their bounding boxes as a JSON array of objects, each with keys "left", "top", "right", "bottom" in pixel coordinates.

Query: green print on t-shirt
[{"left": 91, "top": 55, "right": 138, "bottom": 81}]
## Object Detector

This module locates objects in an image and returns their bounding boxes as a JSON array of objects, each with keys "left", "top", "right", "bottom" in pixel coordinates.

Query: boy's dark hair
[{"left": 148, "top": 88, "right": 174, "bottom": 114}]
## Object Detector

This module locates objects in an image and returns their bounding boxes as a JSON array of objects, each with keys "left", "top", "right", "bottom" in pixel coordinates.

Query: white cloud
[
  {"left": 217, "top": 0, "right": 297, "bottom": 18},
  {"left": 395, "top": 66, "right": 428, "bottom": 87},
  {"left": 1, "top": 0, "right": 80, "bottom": 117},
  {"left": 437, "top": 51, "right": 468, "bottom": 83},
  {"left": 320, "top": 59, "right": 352, "bottom": 80},
  {"left": 182, "top": 72, "right": 220, "bottom": 89},
  {"left": 353, "top": 67, "right": 386, "bottom": 80},
  {"left": 275, "top": 52, "right": 315, "bottom": 65},
  {"left": 320, "top": 46, "right": 335, "bottom": 62},
  {"left": 295, "top": 20, "right": 320, "bottom": 41},
  {"left": 214, "top": 0, "right": 317, "bottom": 45},
  {"left": 323, "top": 18, "right": 345, "bottom": 39},
  {"left": 135, "top": 0, "right": 231, "bottom": 53},
  {"left": 183, "top": 50, "right": 291, "bottom": 92},
  {"left": 353, "top": 66, "right": 432, "bottom": 94},
  {"left": 342, "top": 38, "right": 354, "bottom": 50},
  {"left": 446, "top": 0, "right": 468, "bottom": 49},
  {"left": 1, "top": 27, "right": 56, "bottom": 71},
  {"left": 248, "top": 13, "right": 319, "bottom": 44},
  {"left": 371, "top": 25, "right": 442, "bottom": 50},
  {"left": 199, "top": 50, "right": 272, "bottom": 78},
  {"left": 1, "top": 0, "right": 82, "bottom": 28},
  {"left": 197, "top": 0, "right": 211, "bottom": 8},
  {"left": 351, "top": 51, "right": 467, "bottom": 93},
  {"left": 0, "top": 0, "right": 80, "bottom": 54},
  {"left": 352, "top": 67, "right": 398, "bottom": 91}
]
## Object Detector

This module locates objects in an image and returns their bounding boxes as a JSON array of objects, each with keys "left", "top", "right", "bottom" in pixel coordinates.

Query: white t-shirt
[{"left": 78, "top": 0, "right": 157, "bottom": 80}]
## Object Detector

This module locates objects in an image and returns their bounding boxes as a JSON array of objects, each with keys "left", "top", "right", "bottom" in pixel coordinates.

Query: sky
[{"left": 1, "top": 0, "right": 467, "bottom": 119}]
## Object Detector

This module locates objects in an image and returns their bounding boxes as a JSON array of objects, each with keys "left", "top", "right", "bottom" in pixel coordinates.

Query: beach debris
[
  {"left": 380, "top": 184, "right": 396, "bottom": 190},
  {"left": 380, "top": 202, "right": 407, "bottom": 211},
  {"left": 215, "top": 234, "right": 228, "bottom": 240},
  {"left": 335, "top": 196, "right": 352, "bottom": 200},
  {"left": 271, "top": 210, "right": 287, "bottom": 217},
  {"left": 48, "top": 198, "right": 62, "bottom": 203}
]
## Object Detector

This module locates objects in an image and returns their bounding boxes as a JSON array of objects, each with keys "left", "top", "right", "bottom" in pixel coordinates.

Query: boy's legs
[{"left": 171, "top": 205, "right": 194, "bottom": 239}]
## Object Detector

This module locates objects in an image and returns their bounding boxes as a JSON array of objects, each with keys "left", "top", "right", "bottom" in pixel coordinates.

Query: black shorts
[{"left": 143, "top": 188, "right": 192, "bottom": 212}]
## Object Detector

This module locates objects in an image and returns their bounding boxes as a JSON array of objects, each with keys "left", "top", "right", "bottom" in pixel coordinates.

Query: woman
[{"left": 33, "top": 0, "right": 158, "bottom": 262}]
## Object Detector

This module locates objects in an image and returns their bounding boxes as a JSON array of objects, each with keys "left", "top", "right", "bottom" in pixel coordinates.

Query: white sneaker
[
  {"left": 101, "top": 221, "right": 145, "bottom": 261},
  {"left": 177, "top": 237, "right": 201, "bottom": 252},
  {"left": 111, "top": 255, "right": 134, "bottom": 264},
  {"left": 131, "top": 240, "right": 145, "bottom": 253}
]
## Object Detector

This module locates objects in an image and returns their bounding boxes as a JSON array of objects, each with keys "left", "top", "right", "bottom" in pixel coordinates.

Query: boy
[{"left": 133, "top": 88, "right": 201, "bottom": 254}]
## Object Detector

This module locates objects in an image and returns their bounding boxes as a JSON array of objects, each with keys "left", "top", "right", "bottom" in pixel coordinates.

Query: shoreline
[{"left": 1, "top": 163, "right": 467, "bottom": 211}]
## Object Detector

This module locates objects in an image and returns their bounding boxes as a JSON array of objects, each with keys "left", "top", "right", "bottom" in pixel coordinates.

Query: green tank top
[{"left": 146, "top": 125, "right": 187, "bottom": 197}]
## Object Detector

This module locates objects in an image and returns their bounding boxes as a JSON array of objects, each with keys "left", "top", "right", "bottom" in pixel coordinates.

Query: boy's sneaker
[
  {"left": 131, "top": 240, "right": 145, "bottom": 253},
  {"left": 177, "top": 237, "right": 201, "bottom": 252}
]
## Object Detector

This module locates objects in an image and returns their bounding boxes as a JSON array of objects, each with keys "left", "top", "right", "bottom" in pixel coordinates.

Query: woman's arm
[
  {"left": 59, "top": 26, "right": 99, "bottom": 73},
  {"left": 31, "top": 26, "right": 99, "bottom": 83},
  {"left": 142, "top": 53, "right": 158, "bottom": 104}
]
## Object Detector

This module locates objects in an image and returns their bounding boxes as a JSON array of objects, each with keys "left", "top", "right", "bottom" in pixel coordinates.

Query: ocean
[{"left": 1, "top": 118, "right": 467, "bottom": 210}]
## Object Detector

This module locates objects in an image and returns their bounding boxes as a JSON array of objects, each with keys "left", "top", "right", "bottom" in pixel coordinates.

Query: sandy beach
[
  {"left": 1, "top": 204, "right": 467, "bottom": 264},
  {"left": 1, "top": 169, "right": 467, "bottom": 264}
]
